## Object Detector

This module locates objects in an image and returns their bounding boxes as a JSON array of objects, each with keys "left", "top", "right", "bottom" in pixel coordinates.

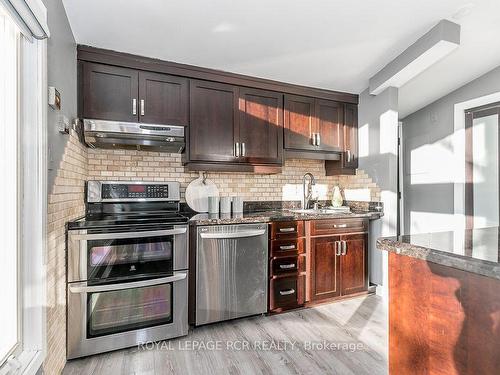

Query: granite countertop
[
  {"left": 377, "top": 227, "right": 500, "bottom": 280},
  {"left": 189, "top": 208, "right": 383, "bottom": 226}
]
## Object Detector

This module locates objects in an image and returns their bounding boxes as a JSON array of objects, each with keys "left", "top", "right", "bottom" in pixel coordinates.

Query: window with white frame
[
  {"left": 0, "top": 5, "right": 20, "bottom": 366},
  {"left": 0, "top": 0, "right": 49, "bottom": 374}
]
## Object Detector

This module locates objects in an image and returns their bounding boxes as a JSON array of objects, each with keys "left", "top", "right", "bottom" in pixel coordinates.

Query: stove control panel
[{"left": 87, "top": 181, "right": 180, "bottom": 202}]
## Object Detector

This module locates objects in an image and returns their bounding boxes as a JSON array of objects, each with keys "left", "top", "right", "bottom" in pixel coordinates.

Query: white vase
[{"left": 332, "top": 186, "right": 343, "bottom": 207}]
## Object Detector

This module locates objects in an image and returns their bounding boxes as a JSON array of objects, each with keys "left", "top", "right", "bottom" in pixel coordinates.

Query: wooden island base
[{"left": 389, "top": 252, "right": 500, "bottom": 375}]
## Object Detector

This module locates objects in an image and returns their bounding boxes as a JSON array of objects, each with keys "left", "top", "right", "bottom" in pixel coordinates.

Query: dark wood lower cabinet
[
  {"left": 340, "top": 233, "right": 368, "bottom": 295},
  {"left": 310, "top": 236, "right": 342, "bottom": 301},
  {"left": 269, "top": 219, "right": 369, "bottom": 313}
]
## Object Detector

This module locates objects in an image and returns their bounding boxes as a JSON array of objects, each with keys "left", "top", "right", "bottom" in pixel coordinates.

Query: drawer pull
[
  {"left": 279, "top": 227, "right": 296, "bottom": 233},
  {"left": 279, "top": 244, "right": 296, "bottom": 251},
  {"left": 279, "top": 264, "right": 296, "bottom": 270},
  {"left": 334, "top": 224, "right": 347, "bottom": 228},
  {"left": 279, "top": 288, "right": 296, "bottom": 296}
]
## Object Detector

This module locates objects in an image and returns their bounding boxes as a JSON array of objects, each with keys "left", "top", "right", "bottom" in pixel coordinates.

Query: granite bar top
[
  {"left": 377, "top": 227, "right": 500, "bottom": 280},
  {"left": 189, "top": 209, "right": 382, "bottom": 226}
]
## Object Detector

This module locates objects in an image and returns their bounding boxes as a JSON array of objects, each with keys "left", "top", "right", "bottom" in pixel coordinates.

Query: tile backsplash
[{"left": 87, "top": 149, "right": 381, "bottom": 202}]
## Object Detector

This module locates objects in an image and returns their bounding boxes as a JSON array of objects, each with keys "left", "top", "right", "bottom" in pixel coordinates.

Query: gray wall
[
  {"left": 358, "top": 87, "right": 399, "bottom": 291},
  {"left": 43, "top": 0, "right": 77, "bottom": 190},
  {"left": 402, "top": 65, "right": 500, "bottom": 234}
]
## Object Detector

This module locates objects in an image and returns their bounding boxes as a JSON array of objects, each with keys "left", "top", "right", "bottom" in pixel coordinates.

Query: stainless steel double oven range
[{"left": 66, "top": 181, "right": 189, "bottom": 359}]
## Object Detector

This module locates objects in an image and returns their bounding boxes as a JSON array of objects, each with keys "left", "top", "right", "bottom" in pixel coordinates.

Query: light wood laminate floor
[{"left": 63, "top": 295, "right": 387, "bottom": 375}]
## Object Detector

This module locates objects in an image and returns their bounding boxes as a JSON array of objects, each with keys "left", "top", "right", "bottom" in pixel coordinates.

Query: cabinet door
[
  {"left": 238, "top": 88, "right": 283, "bottom": 164},
  {"left": 189, "top": 80, "right": 239, "bottom": 163},
  {"left": 138, "top": 72, "right": 188, "bottom": 126},
  {"left": 82, "top": 62, "right": 138, "bottom": 122},
  {"left": 340, "top": 233, "right": 368, "bottom": 295},
  {"left": 315, "top": 99, "right": 343, "bottom": 152},
  {"left": 310, "top": 236, "right": 341, "bottom": 301},
  {"left": 342, "top": 103, "right": 358, "bottom": 169},
  {"left": 284, "top": 95, "right": 316, "bottom": 150}
]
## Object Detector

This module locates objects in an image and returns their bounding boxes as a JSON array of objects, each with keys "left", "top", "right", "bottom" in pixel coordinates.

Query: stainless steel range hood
[{"left": 83, "top": 119, "right": 185, "bottom": 153}]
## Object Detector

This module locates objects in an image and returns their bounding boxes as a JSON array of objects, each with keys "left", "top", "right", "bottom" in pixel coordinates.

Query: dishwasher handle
[{"left": 199, "top": 229, "right": 267, "bottom": 239}]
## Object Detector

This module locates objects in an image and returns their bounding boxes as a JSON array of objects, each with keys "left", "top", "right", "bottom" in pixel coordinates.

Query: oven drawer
[
  {"left": 270, "top": 221, "right": 304, "bottom": 240},
  {"left": 269, "top": 275, "right": 305, "bottom": 312},
  {"left": 311, "top": 219, "right": 368, "bottom": 236},
  {"left": 67, "top": 271, "right": 188, "bottom": 359},
  {"left": 271, "top": 256, "right": 304, "bottom": 276},
  {"left": 270, "top": 238, "right": 305, "bottom": 257}
]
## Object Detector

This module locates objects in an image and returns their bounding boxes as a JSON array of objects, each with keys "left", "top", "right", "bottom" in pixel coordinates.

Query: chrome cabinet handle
[
  {"left": 342, "top": 241, "right": 347, "bottom": 255},
  {"left": 279, "top": 244, "right": 296, "bottom": 250},
  {"left": 334, "top": 224, "right": 347, "bottom": 228},
  {"left": 279, "top": 289, "right": 295, "bottom": 296},
  {"left": 317, "top": 133, "right": 321, "bottom": 146},
  {"left": 132, "top": 99, "right": 137, "bottom": 115},
  {"left": 346, "top": 150, "right": 351, "bottom": 163},
  {"left": 312, "top": 133, "right": 318, "bottom": 146},
  {"left": 140, "top": 99, "right": 145, "bottom": 116},
  {"left": 235, "top": 142, "right": 240, "bottom": 157},
  {"left": 241, "top": 142, "right": 246, "bottom": 157},
  {"left": 279, "top": 227, "right": 296, "bottom": 233},
  {"left": 279, "top": 264, "right": 296, "bottom": 270},
  {"left": 335, "top": 241, "right": 340, "bottom": 256}
]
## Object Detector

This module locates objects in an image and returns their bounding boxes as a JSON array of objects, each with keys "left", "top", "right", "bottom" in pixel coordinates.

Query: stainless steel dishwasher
[{"left": 195, "top": 223, "right": 268, "bottom": 325}]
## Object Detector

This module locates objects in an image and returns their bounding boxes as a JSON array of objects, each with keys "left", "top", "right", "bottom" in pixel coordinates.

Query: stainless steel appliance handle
[
  {"left": 199, "top": 229, "right": 266, "bottom": 239},
  {"left": 279, "top": 289, "right": 295, "bottom": 296},
  {"left": 68, "top": 272, "right": 187, "bottom": 294},
  {"left": 279, "top": 264, "right": 296, "bottom": 270},
  {"left": 139, "top": 124, "right": 176, "bottom": 131},
  {"left": 72, "top": 227, "right": 187, "bottom": 240},
  {"left": 132, "top": 99, "right": 137, "bottom": 115},
  {"left": 140, "top": 99, "right": 145, "bottom": 116},
  {"left": 235, "top": 142, "right": 240, "bottom": 157},
  {"left": 279, "top": 227, "right": 296, "bottom": 233},
  {"left": 334, "top": 224, "right": 347, "bottom": 228},
  {"left": 279, "top": 244, "right": 296, "bottom": 250}
]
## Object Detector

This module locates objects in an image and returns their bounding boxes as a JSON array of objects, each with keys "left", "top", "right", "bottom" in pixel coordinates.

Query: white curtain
[{"left": 0, "top": 5, "right": 20, "bottom": 365}]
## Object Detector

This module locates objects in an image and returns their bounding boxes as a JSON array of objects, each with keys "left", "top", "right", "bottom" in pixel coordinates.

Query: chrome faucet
[{"left": 302, "top": 173, "right": 316, "bottom": 209}]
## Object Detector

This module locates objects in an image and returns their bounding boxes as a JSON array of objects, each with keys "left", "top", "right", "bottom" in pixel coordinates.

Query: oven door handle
[
  {"left": 68, "top": 272, "right": 187, "bottom": 294},
  {"left": 72, "top": 227, "right": 187, "bottom": 240}
]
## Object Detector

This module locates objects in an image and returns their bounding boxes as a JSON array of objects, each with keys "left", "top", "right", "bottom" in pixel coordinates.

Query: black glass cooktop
[{"left": 67, "top": 211, "right": 189, "bottom": 230}]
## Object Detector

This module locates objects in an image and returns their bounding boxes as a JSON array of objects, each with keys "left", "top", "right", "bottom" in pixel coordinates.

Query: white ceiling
[{"left": 62, "top": 0, "right": 500, "bottom": 117}]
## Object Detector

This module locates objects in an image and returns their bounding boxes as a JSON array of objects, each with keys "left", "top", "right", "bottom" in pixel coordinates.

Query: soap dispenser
[{"left": 332, "top": 186, "right": 343, "bottom": 208}]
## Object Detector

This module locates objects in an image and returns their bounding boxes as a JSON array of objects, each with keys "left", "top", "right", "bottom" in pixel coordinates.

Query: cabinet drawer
[
  {"left": 271, "top": 256, "right": 305, "bottom": 276},
  {"left": 270, "top": 238, "right": 305, "bottom": 257},
  {"left": 311, "top": 218, "right": 367, "bottom": 236},
  {"left": 270, "top": 275, "right": 305, "bottom": 311},
  {"left": 270, "top": 221, "right": 304, "bottom": 239}
]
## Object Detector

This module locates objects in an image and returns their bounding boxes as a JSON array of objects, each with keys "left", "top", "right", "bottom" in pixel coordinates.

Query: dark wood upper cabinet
[
  {"left": 315, "top": 99, "right": 343, "bottom": 152},
  {"left": 238, "top": 88, "right": 283, "bottom": 164},
  {"left": 325, "top": 103, "right": 359, "bottom": 175},
  {"left": 310, "top": 236, "right": 341, "bottom": 301},
  {"left": 138, "top": 72, "right": 188, "bottom": 126},
  {"left": 342, "top": 103, "right": 359, "bottom": 169},
  {"left": 188, "top": 80, "right": 239, "bottom": 163},
  {"left": 340, "top": 233, "right": 368, "bottom": 296},
  {"left": 284, "top": 95, "right": 316, "bottom": 151},
  {"left": 82, "top": 62, "right": 139, "bottom": 122}
]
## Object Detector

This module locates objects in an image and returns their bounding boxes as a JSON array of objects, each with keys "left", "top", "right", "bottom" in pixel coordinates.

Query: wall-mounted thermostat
[{"left": 48, "top": 86, "right": 61, "bottom": 110}]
